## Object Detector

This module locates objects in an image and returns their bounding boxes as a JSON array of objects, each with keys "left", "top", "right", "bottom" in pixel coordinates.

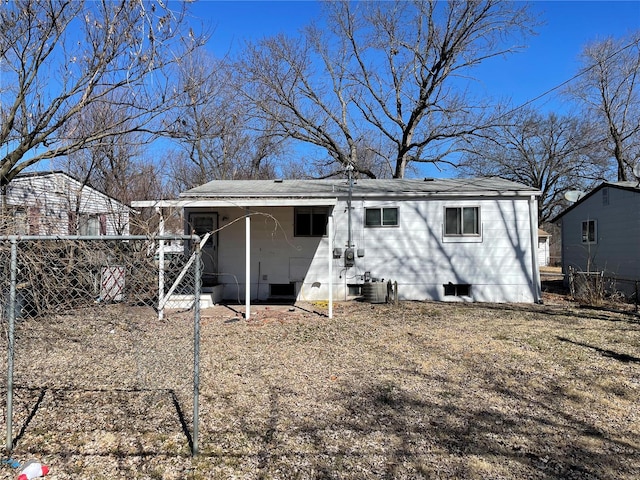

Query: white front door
[{"left": 188, "top": 213, "right": 218, "bottom": 287}]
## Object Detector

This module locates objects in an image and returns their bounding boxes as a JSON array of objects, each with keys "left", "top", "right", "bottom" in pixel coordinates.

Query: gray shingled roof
[
  {"left": 552, "top": 180, "right": 640, "bottom": 223},
  {"left": 604, "top": 180, "right": 640, "bottom": 192},
  {"left": 181, "top": 177, "right": 539, "bottom": 199}
]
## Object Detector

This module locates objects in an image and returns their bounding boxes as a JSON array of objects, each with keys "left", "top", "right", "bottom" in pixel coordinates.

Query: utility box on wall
[{"left": 344, "top": 248, "right": 355, "bottom": 267}]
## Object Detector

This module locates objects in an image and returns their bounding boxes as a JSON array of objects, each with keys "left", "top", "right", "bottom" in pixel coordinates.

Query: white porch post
[
  {"left": 245, "top": 215, "right": 251, "bottom": 319},
  {"left": 328, "top": 215, "right": 333, "bottom": 319}
]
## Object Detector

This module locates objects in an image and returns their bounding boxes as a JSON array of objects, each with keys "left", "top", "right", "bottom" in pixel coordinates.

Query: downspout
[
  {"left": 529, "top": 195, "right": 542, "bottom": 303},
  {"left": 346, "top": 165, "right": 354, "bottom": 249}
]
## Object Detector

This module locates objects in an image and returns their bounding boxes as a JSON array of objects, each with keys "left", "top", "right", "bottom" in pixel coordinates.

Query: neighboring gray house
[
  {"left": 135, "top": 177, "right": 542, "bottom": 304},
  {"left": 553, "top": 181, "right": 640, "bottom": 293},
  {"left": 1, "top": 171, "right": 130, "bottom": 236}
]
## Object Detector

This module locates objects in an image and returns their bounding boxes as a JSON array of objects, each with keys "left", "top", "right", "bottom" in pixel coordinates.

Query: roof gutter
[{"left": 132, "top": 198, "right": 339, "bottom": 209}]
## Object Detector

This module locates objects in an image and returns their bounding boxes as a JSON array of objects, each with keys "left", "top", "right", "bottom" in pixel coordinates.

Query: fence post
[
  {"left": 5, "top": 238, "right": 17, "bottom": 451},
  {"left": 158, "top": 209, "right": 165, "bottom": 321},
  {"left": 568, "top": 266, "right": 575, "bottom": 297},
  {"left": 192, "top": 240, "right": 201, "bottom": 456},
  {"left": 394, "top": 281, "right": 398, "bottom": 306}
]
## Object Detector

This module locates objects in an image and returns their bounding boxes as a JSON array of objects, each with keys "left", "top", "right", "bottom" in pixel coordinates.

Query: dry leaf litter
[{"left": 0, "top": 294, "right": 638, "bottom": 479}]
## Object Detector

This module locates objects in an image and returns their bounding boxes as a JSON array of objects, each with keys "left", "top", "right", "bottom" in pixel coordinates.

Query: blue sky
[
  {"left": 188, "top": 0, "right": 639, "bottom": 111},
  {"left": 183, "top": 1, "right": 639, "bottom": 177}
]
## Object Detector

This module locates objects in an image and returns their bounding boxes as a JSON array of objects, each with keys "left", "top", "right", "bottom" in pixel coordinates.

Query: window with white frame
[
  {"left": 294, "top": 207, "right": 328, "bottom": 237},
  {"left": 11, "top": 207, "right": 29, "bottom": 235},
  {"left": 581, "top": 219, "right": 597, "bottom": 243},
  {"left": 78, "top": 213, "right": 107, "bottom": 236},
  {"left": 365, "top": 207, "right": 398, "bottom": 227},
  {"left": 444, "top": 206, "right": 480, "bottom": 236}
]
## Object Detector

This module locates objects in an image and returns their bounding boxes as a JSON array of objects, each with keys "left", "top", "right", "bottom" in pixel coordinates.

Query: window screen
[
  {"left": 581, "top": 220, "right": 596, "bottom": 243},
  {"left": 365, "top": 207, "right": 398, "bottom": 226},
  {"left": 445, "top": 207, "right": 479, "bottom": 236}
]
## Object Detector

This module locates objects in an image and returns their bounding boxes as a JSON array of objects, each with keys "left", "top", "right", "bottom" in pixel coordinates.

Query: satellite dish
[
  {"left": 633, "top": 162, "right": 640, "bottom": 180},
  {"left": 564, "top": 190, "right": 585, "bottom": 203}
]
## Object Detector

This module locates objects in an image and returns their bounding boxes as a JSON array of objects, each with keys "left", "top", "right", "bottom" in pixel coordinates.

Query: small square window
[
  {"left": 78, "top": 214, "right": 106, "bottom": 235},
  {"left": 365, "top": 207, "right": 398, "bottom": 227},
  {"left": 444, "top": 283, "right": 471, "bottom": 297},
  {"left": 581, "top": 220, "right": 597, "bottom": 243},
  {"left": 444, "top": 207, "right": 479, "bottom": 236},
  {"left": 365, "top": 208, "right": 381, "bottom": 226},
  {"left": 383, "top": 208, "right": 398, "bottom": 225},
  {"left": 295, "top": 207, "right": 328, "bottom": 237}
]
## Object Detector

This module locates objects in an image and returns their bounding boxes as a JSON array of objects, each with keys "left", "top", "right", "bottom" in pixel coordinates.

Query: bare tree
[
  {"left": 240, "top": 0, "right": 536, "bottom": 178},
  {"left": 0, "top": 0, "right": 202, "bottom": 197},
  {"left": 568, "top": 32, "right": 640, "bottom": 181},
  {"left": 165, "top": 49, "right": 286, "bottom": 190},
  {"left": 458, "top": 108, "right": 609, "bottom": 223},
  {"left": 57, "top": 92, "right": 171, "bottom": 204}
]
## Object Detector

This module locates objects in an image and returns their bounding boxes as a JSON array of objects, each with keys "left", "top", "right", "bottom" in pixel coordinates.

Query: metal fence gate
[{"left": 0, "top": 234, "right": 203, "bottom": 455}]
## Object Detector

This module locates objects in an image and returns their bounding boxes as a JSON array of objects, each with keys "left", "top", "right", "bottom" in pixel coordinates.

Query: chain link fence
[{"left": 0, "top": 234, "right": 203, "bottom": 454}]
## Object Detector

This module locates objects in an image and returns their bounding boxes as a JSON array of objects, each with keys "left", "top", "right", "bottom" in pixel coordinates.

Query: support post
[
  {"left": 245, "top": 216, "right": 251, "bottom": 320},
  {"left": 328, "top": 216, "right": 333, "bottom": 319}
]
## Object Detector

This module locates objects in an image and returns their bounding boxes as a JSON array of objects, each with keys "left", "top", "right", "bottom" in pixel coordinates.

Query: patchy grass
[{"left": 1, "top": 298, "right": 639, "bottom": 479}]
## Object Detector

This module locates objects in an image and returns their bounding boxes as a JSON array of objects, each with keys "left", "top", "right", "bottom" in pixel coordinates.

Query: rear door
[{"left": 188, "top": 213, "right": 218, "bottom": 287}]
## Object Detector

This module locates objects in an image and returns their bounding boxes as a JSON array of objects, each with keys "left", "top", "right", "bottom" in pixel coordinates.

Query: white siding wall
[
  {"left": 322, "top": 196, "right": 536, "bottom": 303},
  {"left": 6, "top": 173, "right": 129, "bottom": 235},
  {"left": 561, "top": 187, "right": 640, "bottom": 281},
  {"left": 195, "top": 195, "right": 538, "bottom": 304},
  {"left": 207, "top": 206, "right": 326, "bottom": 302}
]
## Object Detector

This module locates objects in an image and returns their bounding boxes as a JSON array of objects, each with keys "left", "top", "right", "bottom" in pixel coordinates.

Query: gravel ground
[{"left": 1, "top": 294, "right": 639, "bottom": 479}]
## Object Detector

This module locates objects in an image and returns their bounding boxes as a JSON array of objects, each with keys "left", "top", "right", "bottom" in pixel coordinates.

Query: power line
[{"left": 495, "top": 35, "right": 640, "bottom": 121}]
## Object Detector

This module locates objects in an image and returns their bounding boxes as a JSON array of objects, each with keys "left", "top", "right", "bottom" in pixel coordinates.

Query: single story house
[
  {"left": 135, "top": 177, "right": 542, "bottom": 304},
  {"left": 553, "top": 181, "right": 640, "bottom": 295},
  {"left": 1, "top": 171, "right": 130, "bottom": 236}
]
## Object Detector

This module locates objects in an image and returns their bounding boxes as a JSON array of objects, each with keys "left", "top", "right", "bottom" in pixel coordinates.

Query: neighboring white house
[
  {"left": 553, "top": 181, "right": 640, "bottom": 292},
  {"left": 1, "top": 171, "right": 130, "bottom": 236},
  {"left": 538, "top": 228, "right": 551, "bottom": 267},
  {"left": 134, "top": 177, "right": 542, "bottom": 304}
]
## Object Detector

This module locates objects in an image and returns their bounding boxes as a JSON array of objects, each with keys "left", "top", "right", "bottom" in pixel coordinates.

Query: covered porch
[{"left": 133, "top": 198, "right": 338, "bottom": 319}]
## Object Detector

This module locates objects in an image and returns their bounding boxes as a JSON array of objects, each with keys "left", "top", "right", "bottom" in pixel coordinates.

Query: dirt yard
[{"left": 1, "top": 294, "right": 639, "bottom": 479}]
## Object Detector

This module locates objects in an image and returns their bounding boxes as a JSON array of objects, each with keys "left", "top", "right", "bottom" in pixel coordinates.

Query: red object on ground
[{"left": 16, "top": 460, "right": 49, "bottom": 480}]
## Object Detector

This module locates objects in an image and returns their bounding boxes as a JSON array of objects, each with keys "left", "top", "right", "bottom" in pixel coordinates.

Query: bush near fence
[
  {"left": 0, "top": 236, "right": 198, "bottom": 317},
  {"left": 567, "top": 266, "right": 639, "bottom": 310}
]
